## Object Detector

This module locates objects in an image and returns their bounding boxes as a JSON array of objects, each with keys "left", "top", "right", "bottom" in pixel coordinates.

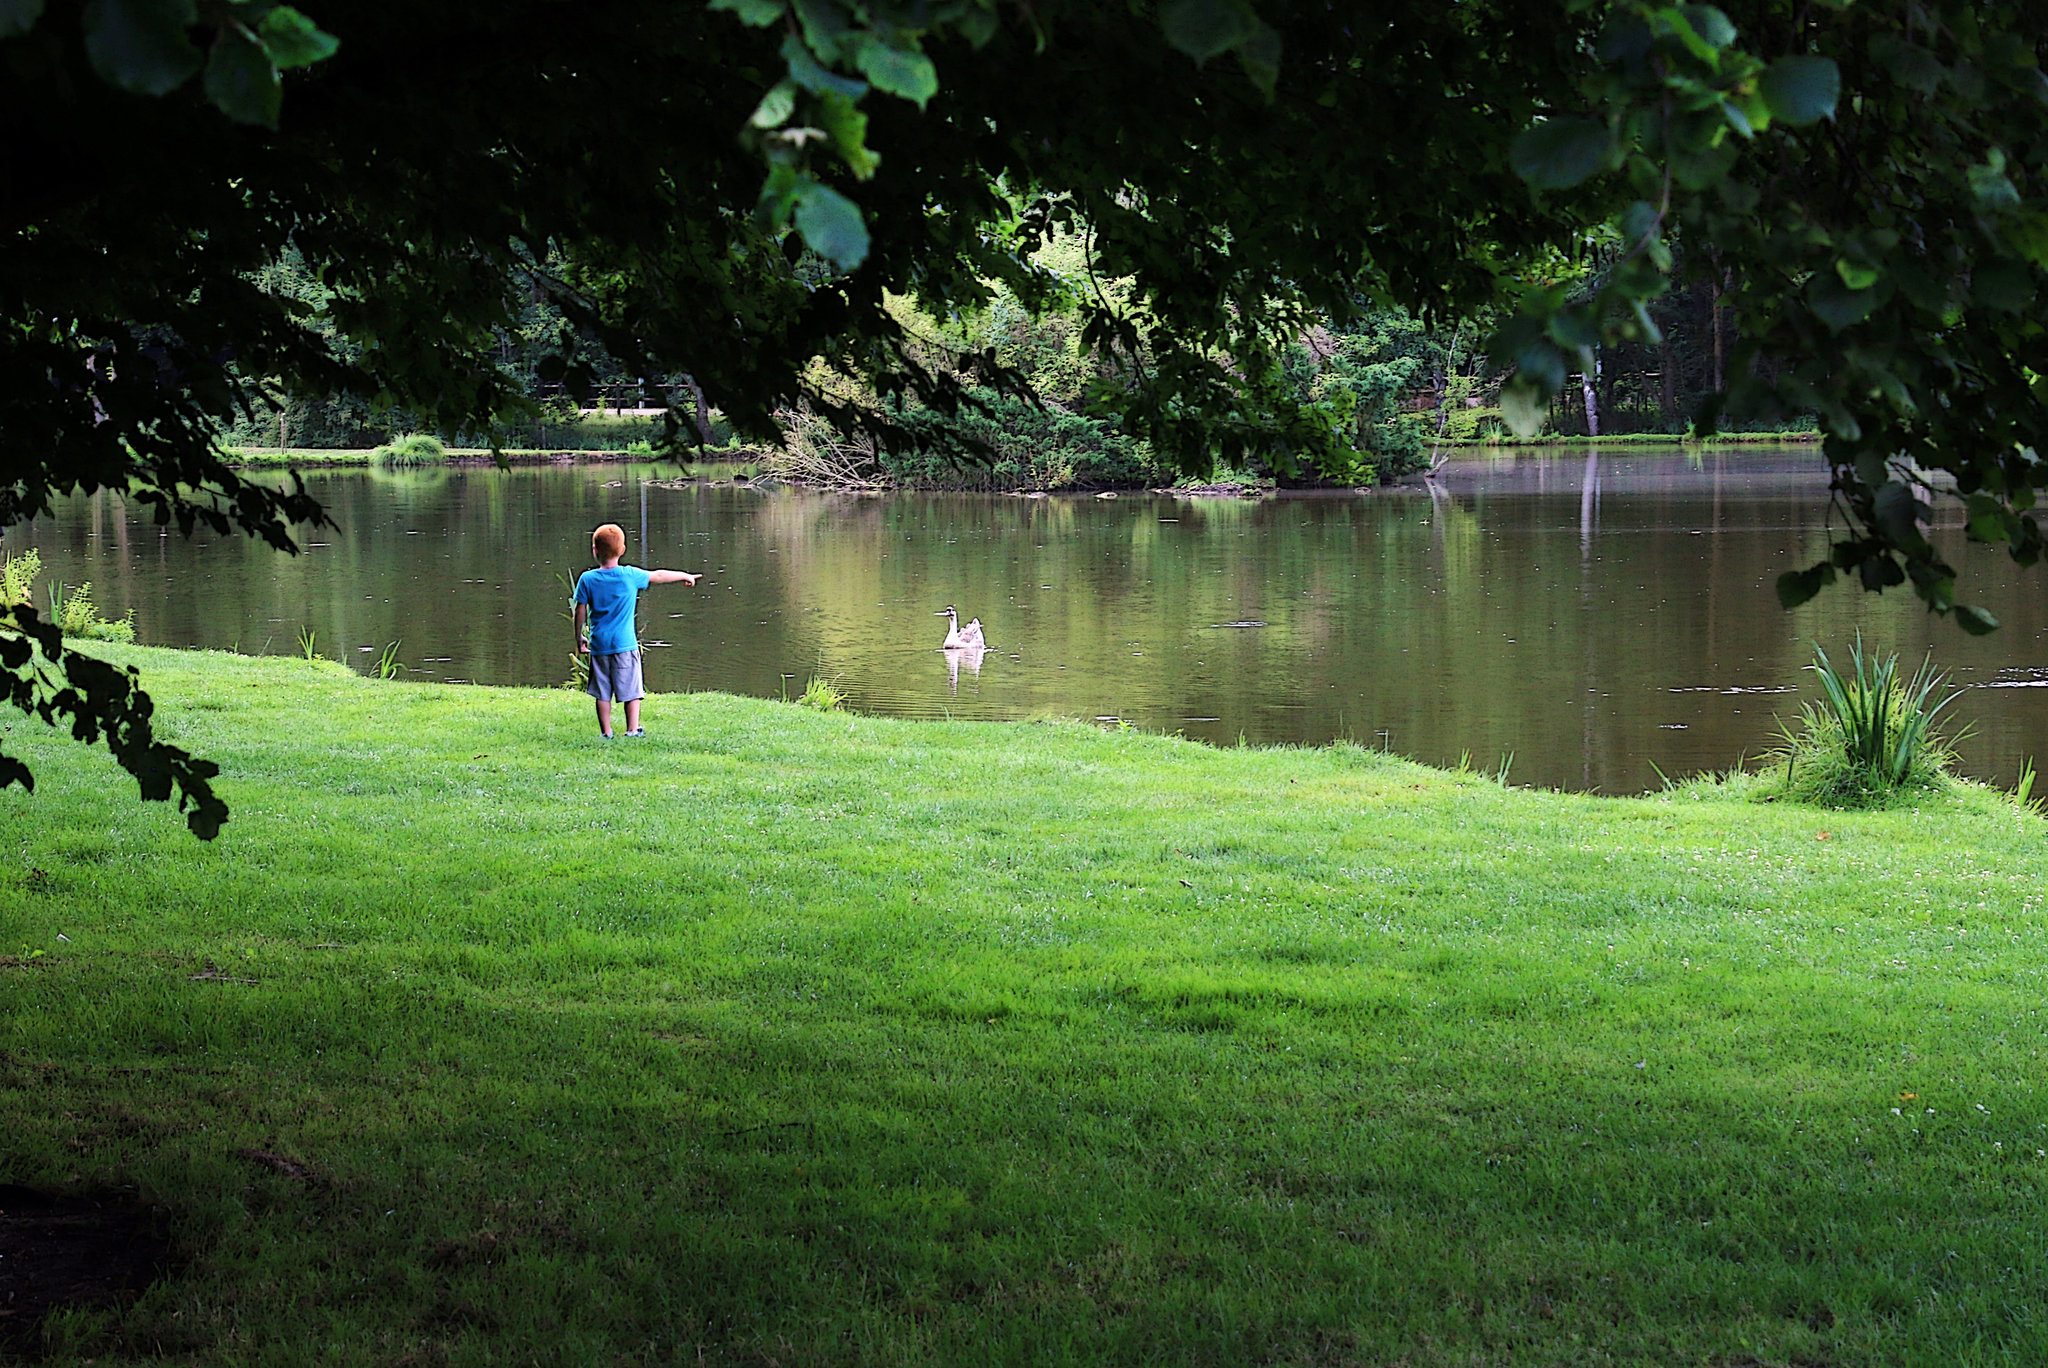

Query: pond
[{"left": 16, "top": 447, "right": 2047, "bottom": 794}]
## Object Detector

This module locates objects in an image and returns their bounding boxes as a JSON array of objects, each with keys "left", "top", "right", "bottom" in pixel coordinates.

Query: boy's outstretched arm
[{"left": 647, "top": 570, "right": 700, "bottom": 586}]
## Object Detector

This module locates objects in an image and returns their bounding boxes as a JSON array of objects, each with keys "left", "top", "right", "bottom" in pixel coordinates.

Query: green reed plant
[
  {"left": 553, "top": 570, "right": 593, "bottom": 693},
  {"left": 371, "top": 432, "right": 448, "bottom": 465},
  {"left": 2014, "top": 757, "right": 2042, "bottom": 814},
  {"left": 797, "top": 674, "right": 846, "bottom": 711},
  {"left": 1765, "top": 637, "right": 1965, "bottom": 807},
  {"left": 295, "top": 625, "right": 320, "bottom": 661},
  {"left": 372, "top": 641, "right": 403, "bottom": 680}
]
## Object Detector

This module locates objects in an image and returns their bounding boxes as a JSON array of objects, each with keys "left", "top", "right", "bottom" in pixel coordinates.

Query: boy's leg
[
  {"left": 593, "top": 698, "right": 613, "bottom": 737},
  {"left": 618, "top": 654, "right": 647, "bottom": 736}
]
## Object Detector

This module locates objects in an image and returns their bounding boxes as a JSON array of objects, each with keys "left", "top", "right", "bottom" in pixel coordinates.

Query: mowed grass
[{"left": 1, "top": 646, "right": 2044, "bottom": 1367}]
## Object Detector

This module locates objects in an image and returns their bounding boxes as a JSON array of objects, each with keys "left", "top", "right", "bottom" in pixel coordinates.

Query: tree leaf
[
  {"left": 1627, "top": 299, "right": 1664, "bottom": 346},
  {"left": 856, "top": 39, "right": 938, "bottom": 108},
  {"left": 781, "top": 33, "right": 866, "bottom": 99},
  {"left": 1161, "top": 0, "right": 1256, "bottom": 64},
  {"left": 1669, "top": 137, "right": 1738, "bottom": 190},
  {"left": 1510, "top": 118, "right": 1612, "bottom": 191},
  {"left": 1499, "top": 376, "right": 1550, "bottom": 437},
  {"left": 1807, "top": 273, "right": 1875, "bottom": 331},
  {"left": 956, "top": 7, "right": 998, "bottom": 47},
  {"left": 749, "top": 80, "right": 797, "bottom": 128},
  {"left": 1966, "top": 493, "right": 2014, "bottom": 544},
  {"left": 1835, "top": 259, "right": 1880, "bottom": 290},
  {"left": 1874, "top": 480, "right": 1929, "bottom": 549},
  {"left": 708, "top": 0, "right": 785, "bottom": 26},
  {"left": 1953, "top": 603, "right": 2000, "bottom": 635},
  {"left": 1776, "top": 562, "right": 1835, "bottom": 608},
  {"left": 1235, "top": 21, "right": 1281, "bottom": 97},
  {"left": 1967, "top": 160, "right": 2021, "bottom": 210},
  {"left": 791, "top": 0, "right": 849, "bottom": 63},
  {"left": 256, "top": 7, "right": 337, "bottom": 69},
  {"left": 1760, "top": 55, "right": 1839, "bottom": 126},
  {"left": 792, "top": 179, "right": 869, "bottom": 270},
  {"left": 1871, "top": 35, "right": 1943, "bottom": 95},
  {"left": 1971, "top": 260, "right": 2034, "bottom": 313},
  {"left": 1680, "top": 5, "right": 1736, "bottom": 51},
  {"left": 1545, "top": 309, "right": 1599, "bottom": 351},
  {"left": 83, "top": 0, "right": 202, "bottom": 96},
  {"left": 0, "top": 0, "right": 44, "bottom": 40},
  {"left": 1512, "top": 335, "right": 1567, "bottom": 394},
  {"left": 816, "top": 90, "right": 879, "bottom": 178},
  {"left": 205, "top": 24, "right": 281, "bottom": 126}
]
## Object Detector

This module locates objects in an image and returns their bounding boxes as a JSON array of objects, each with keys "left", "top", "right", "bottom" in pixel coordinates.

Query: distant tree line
[{"left": 230, "top": 235, "right": 1804, "bottom": 479}]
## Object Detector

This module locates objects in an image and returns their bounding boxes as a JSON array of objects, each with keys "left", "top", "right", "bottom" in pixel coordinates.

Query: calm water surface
[{"left": 20, "top": 448, "right": 2048, "bottom": 793}]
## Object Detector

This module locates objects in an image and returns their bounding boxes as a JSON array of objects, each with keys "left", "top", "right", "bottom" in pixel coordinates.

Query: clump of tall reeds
[
  {"left": 796, "top": 675, "right": 847, "bottom": 712},
  {"left": 372, "top": 433, "right": 448, "bottom": 465},
  {"left": 1761, "top": 636, "right": 1964, "bottom": 808}
]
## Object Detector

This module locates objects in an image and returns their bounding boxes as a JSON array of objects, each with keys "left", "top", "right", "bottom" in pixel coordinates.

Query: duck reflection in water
[{"left": 941, "top": 639, "right": 988, "bottom": 694}]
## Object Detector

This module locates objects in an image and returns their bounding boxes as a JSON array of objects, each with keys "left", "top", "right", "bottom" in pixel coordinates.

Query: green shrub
[
  {"left": 1760, "top": 638, "right": 1965, "bottom": 808},
  {"left": 47, "top": 580, "right": 136, "bottom": 643},
  {"left": 883, "top": 388, "right": 1167, "bottom": 490},
  {"left": 5, "top": 551, "right": 135, "bottom": 641},
  {"left": 1, "top": 548, "right": 40, "bottom": 606},
  {"left": 372, "top": 433, "right": 448, "bottom": 465}
]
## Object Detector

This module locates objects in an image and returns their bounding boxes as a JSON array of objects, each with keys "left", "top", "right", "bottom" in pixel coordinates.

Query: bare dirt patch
[{"left": 0, "top": 1183, "right": 172, "bottom": 1355}]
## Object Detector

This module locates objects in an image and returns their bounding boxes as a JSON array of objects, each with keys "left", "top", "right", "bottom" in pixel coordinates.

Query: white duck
[{"left": 935, "top": 606, "right": 987, "bottom": 650}]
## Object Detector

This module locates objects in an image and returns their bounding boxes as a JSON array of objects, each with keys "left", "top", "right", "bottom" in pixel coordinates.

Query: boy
[{"left": 572, "top": 522, "right": 699, "bottom": 738}]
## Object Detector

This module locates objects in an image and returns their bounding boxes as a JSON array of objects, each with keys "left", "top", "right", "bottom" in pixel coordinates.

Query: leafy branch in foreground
[
  {"left": 0, "top": 0, "right": 338, "bottom": 127},
  {"left": 1496, "top": 0, "right": 2048, "bottom": 632},
  {"left": 0, "top": 606, "right": 226, "bottom": 838},
  {"left": 712, "top": 0, "right": 1280, "bottom": 272}
]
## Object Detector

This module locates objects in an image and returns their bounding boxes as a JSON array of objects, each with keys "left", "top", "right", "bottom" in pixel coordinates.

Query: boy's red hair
[{"left": 592, "top": 523, "right": 625, "bottom": 559}]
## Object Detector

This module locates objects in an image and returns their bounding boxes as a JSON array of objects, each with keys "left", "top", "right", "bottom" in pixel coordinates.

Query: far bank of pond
[{"left": 20, "top": 445, "right": 2047, "bottom": 793}]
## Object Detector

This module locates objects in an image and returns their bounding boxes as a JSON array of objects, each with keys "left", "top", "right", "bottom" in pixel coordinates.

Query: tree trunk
[
  {"left": 1711, "top": 273, "right": 1727, "bottom": 395},
  {"left": 1659, "top": 339, "right": 1677, "bottom": 427},
  {"left": 1580, "top": 368, "right": 1600, "bottom": 438},
  {"left": 684, "top": 374, "right": 714, "bottom": 446}
]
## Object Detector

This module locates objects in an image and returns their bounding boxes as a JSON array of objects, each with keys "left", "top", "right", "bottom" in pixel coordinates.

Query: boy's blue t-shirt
[{"left": 573, "top": 564, "right": 652, "bottom": 655}]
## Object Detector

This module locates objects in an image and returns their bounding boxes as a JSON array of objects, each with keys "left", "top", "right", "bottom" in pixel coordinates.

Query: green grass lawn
[{"left": 2, "top": 646, "right": 2043, "bottom": 1366}]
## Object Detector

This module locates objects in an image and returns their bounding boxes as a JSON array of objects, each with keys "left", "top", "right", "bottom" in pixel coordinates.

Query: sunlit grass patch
[{"left": 0, "top": 645, "right": 2041, "bottom": 1366}]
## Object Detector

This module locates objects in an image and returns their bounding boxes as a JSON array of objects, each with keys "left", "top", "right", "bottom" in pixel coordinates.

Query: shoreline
[{"left": 1432, "top": 430, "right": 1823, "bottom": 448}]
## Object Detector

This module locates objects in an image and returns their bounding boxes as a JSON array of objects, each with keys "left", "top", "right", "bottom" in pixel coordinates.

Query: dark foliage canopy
[{"left": 4, "top": 0, "right": 2046, "bottom": 831}]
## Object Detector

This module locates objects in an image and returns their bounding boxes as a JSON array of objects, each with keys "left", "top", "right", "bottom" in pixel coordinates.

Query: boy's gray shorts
[{"left": 586, "top": 650, "right": 644, "bottom": 702}]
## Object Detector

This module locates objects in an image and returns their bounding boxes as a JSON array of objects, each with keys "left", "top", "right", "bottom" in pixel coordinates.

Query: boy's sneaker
[
  {"left": 625, "top": 728, "right": 646, "bottom": 738},
  {"left": 600, "top": 731, "right": 615, "bottom": 740}
]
